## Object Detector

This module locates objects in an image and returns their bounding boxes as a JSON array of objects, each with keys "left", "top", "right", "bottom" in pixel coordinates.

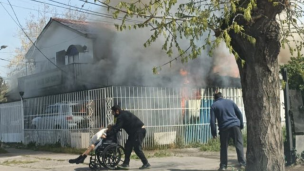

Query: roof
[
  {"left": 25, "top": 17, "right": 115, "bottom": 58},
  {"left": 51, "top": 17, "right": 114, "bottom": 36}
]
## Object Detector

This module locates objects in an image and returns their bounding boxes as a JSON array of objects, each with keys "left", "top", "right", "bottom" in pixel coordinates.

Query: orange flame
[{"left": 180, "top": 69, "right": 188, "bottom": 76}]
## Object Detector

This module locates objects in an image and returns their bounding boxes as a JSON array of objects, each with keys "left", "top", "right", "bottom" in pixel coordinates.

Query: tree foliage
[
  {"left": 0, "top": 77, "right": 8, "bottom": 103},
  {"left": 281, "top": 57, "right": 304, "bottom": 91},
  {"left": 94, "top": 0, "right": 303, "bottom": 73}
]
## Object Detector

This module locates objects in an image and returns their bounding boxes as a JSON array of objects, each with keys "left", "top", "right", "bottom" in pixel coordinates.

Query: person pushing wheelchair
[{"left": 104, "top": 105, "right": 151, "bottom": 169}]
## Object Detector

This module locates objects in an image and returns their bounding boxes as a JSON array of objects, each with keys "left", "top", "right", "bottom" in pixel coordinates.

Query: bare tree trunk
[{"left": 230, "top": 1, "right": 286, "bottom": 170}]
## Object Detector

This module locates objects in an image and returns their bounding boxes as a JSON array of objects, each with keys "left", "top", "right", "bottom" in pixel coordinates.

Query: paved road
[{"left": 0, "top": 148, "right": 245, "bottom": 171}]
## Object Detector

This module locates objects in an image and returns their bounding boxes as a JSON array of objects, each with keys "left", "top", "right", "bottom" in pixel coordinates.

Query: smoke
[
  {"left": 81, "top": 0, "right": 241, "bottom": 89},
  {"left": 278, "top": 34, "right": 304, "bottom": 65},
  {"left": 212, "top": 42, "right": 239, "bottom": 78}
]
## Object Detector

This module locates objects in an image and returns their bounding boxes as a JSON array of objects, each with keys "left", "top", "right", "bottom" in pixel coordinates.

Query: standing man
[
  {"left": 210, "top": 92, "right": 246, "bottom": 171},
  {"left": 105, "top": 105, "right": 150, "bottom": 169}
]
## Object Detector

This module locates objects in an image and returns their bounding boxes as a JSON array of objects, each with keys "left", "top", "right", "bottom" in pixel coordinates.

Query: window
[
  {"left": 45, "top": 105, "right": 59, "bottom": 114},
  {"left": 62, "top": 105, "right": 69, "bottom": 113}
]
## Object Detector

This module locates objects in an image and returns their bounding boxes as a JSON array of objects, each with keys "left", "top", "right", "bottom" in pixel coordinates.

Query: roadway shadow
[
  {"left": 75, "top": 167, "right": 109, "bottom": 171},
  {"left": 75, "top": 167, "right": 128, "bottom": 171},
  {"left": 169, "top": 169, "right": 217, "bottom": 171}
]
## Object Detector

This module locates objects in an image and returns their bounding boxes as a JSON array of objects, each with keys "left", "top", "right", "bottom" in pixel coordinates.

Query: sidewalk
[{"left": 0, "top": 148, "right": 241, "bottom": 171}]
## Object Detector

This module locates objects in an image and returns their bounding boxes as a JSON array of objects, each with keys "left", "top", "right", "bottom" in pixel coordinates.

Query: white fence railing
[
  {"left": 0, "top": 86, "right": 268, "bottom": 149},
  {"left": 0, "top": 101, "right": 23, "bottom": 143}
]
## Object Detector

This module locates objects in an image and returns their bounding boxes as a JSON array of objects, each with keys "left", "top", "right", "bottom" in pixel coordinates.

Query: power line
[
  {"left": 0, "top": 58, "right": 11, "bottom": 62},
  {"left": 79, "top": 0, "right": 143, "bottom": 23},
  {"left": 27, "top": 0, "right": 134, "bottom": 23},
  {"left": 47, "top": 0, "right": 109, "bottom": 17},
  {"left": 3, "top": 0, "right": 103, "bottom": 87},
  {"left": 27, "top": 0, "right": 114, "bottom": 18},
  {"left": 47, "top": 0, "right": 141, "bottom": 23},
  {"left": 0, "top": 1, "right": 122, "bottom": 26}
]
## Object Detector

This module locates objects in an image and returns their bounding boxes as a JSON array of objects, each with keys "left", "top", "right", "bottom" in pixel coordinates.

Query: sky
[{"left": 0, "top": 0, "right": 104, "bottom": 80}]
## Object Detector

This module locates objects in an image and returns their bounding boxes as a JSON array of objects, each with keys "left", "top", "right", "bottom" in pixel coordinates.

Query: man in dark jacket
[
  {"left": 210, "top": 92, "right": 246, "bottom": 171},
  {"left": 105, "top": 105, "right": 150, "bottom": 169}
]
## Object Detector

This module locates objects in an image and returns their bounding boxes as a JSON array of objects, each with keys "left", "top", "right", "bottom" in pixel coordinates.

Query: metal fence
[
  {"left": 111, "top": 87, "right": 245, "bottom": 148},
  {"left": 0, "top": 101, "right": 23, "bottom": 143},
  {"left": 1, "top": 86, "right": 246, "bottom": 149}
]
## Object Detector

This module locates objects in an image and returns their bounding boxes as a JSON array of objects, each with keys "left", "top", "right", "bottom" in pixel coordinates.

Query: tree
[
  {"left": 93, "top": 0, "right": 304, "bottom": 170},
  {"left": 0, "top": 77, "right": 8, "bottom": 103}
]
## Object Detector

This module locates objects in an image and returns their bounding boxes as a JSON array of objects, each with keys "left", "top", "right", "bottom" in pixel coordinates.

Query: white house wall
[{"left": 26, "top": 21, "right": 94, "bottom": 73}]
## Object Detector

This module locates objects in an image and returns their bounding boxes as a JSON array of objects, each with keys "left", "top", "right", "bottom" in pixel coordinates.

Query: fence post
[
  {"left": 20, "top": 98, "right": 25, "bottom": 143},
  {"left": 281, "top": 68, "right": 295, "bottom": 166}
]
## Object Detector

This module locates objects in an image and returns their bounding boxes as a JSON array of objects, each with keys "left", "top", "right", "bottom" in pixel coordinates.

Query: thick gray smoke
[
  {"left": 81, "top": 0, "right": 241, "bottom": 89},
  {"left": 82, "top": 24, "right": 215, "bottom": 88}
]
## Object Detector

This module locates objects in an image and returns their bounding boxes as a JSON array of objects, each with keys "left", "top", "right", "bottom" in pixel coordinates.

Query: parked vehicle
[{"left": 31, "top": 102, "right": 89, "bottom": 129}]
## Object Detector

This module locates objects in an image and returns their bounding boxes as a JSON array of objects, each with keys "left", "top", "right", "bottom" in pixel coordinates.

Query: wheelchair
[{"left": 89, "top": 134, "right": 125, "bottom": 170}]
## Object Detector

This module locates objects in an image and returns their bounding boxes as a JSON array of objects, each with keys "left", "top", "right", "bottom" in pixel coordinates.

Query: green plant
[
  {"left": 26, "top": 141, "right": 36, "bottom": 149},
  {"left": 199, "top": 138, "right": 221, "bottom": 152},
  {"left": 0, "top": 147, "right": 7, "bottom": 154},
  {"left": 152, "top": 150, "right": 172, "bottom": 158},
  {"left": 175, "top": 135, "right": 185, "bottom": 149},
  {"left": 186, "top": 141, "right": 202, "bottom": 148},
  {"left": 1, "top": 160, "right": 37, "bottom": 166}
]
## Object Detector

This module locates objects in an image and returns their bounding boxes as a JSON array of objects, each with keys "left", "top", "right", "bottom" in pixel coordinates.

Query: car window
[
  {"left": 72, "top": 104, "right": 86, "bottom": 115},
  {"left": 45, "top": 105, "right": 59, "bottom": 114},
  {"left": 62, "top": 105, "right": 69, "bottom": 114}
]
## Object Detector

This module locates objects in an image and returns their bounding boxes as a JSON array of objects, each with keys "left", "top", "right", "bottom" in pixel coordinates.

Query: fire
[
  {"left": 180, "top": 69, "right": 190, "bottom": 85},
  {"left": 180, "top": 69, "right": 188, "bottom": 76},
  {"left": 179, "top": 68, "right": 201, "bottom": 117}
]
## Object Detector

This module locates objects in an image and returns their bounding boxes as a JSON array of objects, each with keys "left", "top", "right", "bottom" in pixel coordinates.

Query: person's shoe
[
  {"left": 69, "top": 155, "right": 82, "bottom": 164},
  {"left": 218, "top": 165, "right": 227, "bottom": 171},
  {"left": 76, "top": 155, "right": 87, "bottom": 164},
  {"left": 139, "top": 163, "right": 151, "bottom": 169},
  {"left": 118, "top": 163, "right": 129, "bottom": 170},
  {"left": 239, "top": 162, "right": 246, "bottom": 169}
]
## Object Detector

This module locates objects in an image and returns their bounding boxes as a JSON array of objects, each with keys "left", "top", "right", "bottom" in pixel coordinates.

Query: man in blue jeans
[{"left": 210, "top": 92, "right": 246, "bottom": 171}]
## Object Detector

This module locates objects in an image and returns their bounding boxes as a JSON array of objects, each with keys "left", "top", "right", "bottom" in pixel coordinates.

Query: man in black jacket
[
  {"left": 105, "top": 105, "right": 150, "bottom": 169},
  {"left": 210, "top": 92, "right": 246, "bottom": 171}
]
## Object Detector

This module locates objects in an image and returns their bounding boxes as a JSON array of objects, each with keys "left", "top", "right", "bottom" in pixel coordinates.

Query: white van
[{"left": 31, "top": 102, "right": 88, "bottom": 129}]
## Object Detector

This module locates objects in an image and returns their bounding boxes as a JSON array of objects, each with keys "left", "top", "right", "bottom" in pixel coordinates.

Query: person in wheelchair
[{"left": 69, "top": 124, "right": 115, "bottom": 164}]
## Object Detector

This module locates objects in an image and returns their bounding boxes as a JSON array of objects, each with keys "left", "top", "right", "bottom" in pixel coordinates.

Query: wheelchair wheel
[
  {"left": 96, "top": 147, "right": 106, "bottom": 168},
  {"left": 102, "top": 144, "right": 125, "bottom": 170}
]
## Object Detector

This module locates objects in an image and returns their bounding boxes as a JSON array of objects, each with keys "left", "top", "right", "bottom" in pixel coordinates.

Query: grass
[
  {"left": 1, "top": 160, "right": 38, "bottom": 166},
  {"left": 0, "top": 147, "right": 8, "bottom": 154},
  {"left": 34, "top": 157, "right": 52, "bottom": 161},
  {"left": 199, "top": 138, "right": 221, "bottom": 152}
]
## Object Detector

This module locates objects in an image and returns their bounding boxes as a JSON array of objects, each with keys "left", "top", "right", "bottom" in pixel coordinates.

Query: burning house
[
  {"left": 7, "top": 17, "right": 241, "bottom": 100},
  {"left": 1, "top": 18, "right": 246, "bottom": 148}
]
